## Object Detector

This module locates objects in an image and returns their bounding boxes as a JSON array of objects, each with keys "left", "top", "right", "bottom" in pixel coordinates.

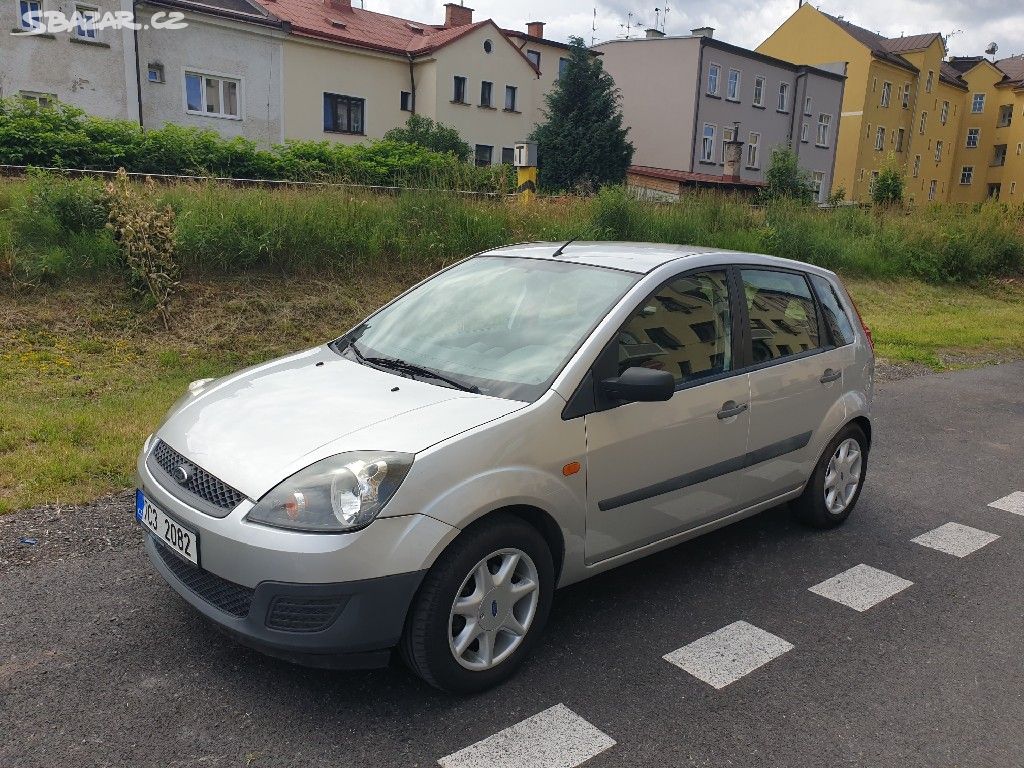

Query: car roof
[{"left": 483, "top": 241, "right": 835, "bottom": 277}]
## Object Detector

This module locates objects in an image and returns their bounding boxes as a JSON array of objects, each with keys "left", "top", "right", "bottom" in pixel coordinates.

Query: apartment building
[
  {"left": 595, "top": 29, "right": 845, "bottom": 201},
  {"left": 757, "top": 4, "right": 1023, "bottom": 203}
]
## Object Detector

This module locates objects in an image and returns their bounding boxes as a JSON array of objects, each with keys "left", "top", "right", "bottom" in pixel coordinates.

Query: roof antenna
[{"left": 552, "top": 237, "right": 579, "bottom": 257}]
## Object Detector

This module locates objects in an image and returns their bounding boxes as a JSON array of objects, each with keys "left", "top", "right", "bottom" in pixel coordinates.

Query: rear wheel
[
  {"left": 793, "top": 424, "right": 868, "bottom": 528},
  {"left": 400, "top": 515, "right": 554, "bottom": 693}
]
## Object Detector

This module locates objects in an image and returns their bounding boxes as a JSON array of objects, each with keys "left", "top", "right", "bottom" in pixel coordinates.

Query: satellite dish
[{"left": 985, "top": 42, "right": 998, "bottom": 56}]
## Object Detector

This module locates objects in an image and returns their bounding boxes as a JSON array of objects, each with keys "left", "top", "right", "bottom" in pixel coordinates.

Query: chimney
[
  {"left": 527, "top": 21, "right": 545, "bottom": 38},
  {"left": 690, "top": 26, "right": 714, "bottom": 38},
  {"left": 324, "top": 0, "right": 351, "bottom": 10},
  {"left": 645, "top": 28, "right": 665, "bottom": 38},
  {"left": 443, "top": 3, "right": 473, "bottom": 27},
  {"left": 723, "top": 130, "right": 744, "bottom": 183}
]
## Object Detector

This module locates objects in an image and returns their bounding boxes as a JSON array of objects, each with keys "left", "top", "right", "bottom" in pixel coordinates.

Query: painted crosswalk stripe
[
  {"left": 663, "top": 620, "right": 794, "bottom": 690},
  {"left": 989, "top": 492, "right": 1024, "bottom": 516},
  {"left": 808, "top": 564, "right": 913, "bottom": 612},
  {"left": 912, "top": 522, "right": 1000, "bottom": 558},
  {"left": 437, "top": 704, "right": 615, "bottom": 768}
]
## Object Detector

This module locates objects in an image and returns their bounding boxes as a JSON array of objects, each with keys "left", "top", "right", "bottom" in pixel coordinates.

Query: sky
[{"left": 367, "top": 0, "right": 1024, "bottom": 61}]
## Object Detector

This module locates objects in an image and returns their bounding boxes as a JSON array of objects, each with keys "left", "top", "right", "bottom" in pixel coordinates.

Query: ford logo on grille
[{"left": 173, "top": 464, "right": 193, "bottom": 484}]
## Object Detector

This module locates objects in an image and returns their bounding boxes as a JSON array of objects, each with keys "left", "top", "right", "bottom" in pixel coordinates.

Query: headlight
[{"left": 245, "top": 452, "right": 414, "bottom": 533}]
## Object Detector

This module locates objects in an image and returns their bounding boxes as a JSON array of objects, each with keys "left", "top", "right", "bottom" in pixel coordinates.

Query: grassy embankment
[{"left": 1, "top": 178, "right": 1023, "bottom": 513}]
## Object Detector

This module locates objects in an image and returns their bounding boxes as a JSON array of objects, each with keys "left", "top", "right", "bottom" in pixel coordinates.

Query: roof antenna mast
[{"left": 552, "top": 237, "right": 579, "bottom": 257}]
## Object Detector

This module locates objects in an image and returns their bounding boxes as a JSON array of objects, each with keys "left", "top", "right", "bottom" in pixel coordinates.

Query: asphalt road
[{"left": 2, "top": 363, "right": 1023, "bottom": 767}]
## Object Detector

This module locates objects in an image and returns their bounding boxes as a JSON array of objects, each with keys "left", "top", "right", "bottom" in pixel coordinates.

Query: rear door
[
  {"left": 582, "top": 268, "right": 751, "bottom": 564},
  {"left": 735, "top": 267, "right": 851, "bottom": 500}
]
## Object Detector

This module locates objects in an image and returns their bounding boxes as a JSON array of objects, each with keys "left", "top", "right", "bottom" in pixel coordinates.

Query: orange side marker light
[{"left": 562, "top": 461, "right": 581, "bottom": 476}]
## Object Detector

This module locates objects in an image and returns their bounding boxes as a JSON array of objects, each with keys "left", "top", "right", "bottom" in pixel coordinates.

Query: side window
[
  {"left": 809, "top": 274, "right": 855, "bottom": 345},
  {"left": 617, "top": 270, "right": 732, "bottom": 385},
  {"left": 740, "top": 269, "right": 819, "bottom": 363}
]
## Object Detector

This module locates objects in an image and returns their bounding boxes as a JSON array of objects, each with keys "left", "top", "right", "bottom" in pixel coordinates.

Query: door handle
[
  {"left": 717, "top": 401, "right": 748, "bottom": 420},
  {"left": 820, "top": 368, "right": 842, "bottom": 384}
]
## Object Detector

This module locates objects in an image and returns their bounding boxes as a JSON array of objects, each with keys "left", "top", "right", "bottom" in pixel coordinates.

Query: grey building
[{"left": 595, "top": 28, "right": 846, "bottom": 201}]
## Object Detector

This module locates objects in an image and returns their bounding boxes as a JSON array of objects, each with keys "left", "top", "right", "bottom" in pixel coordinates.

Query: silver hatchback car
[{"left": 136, "top": 242, "right": 874, "bottom": 693}]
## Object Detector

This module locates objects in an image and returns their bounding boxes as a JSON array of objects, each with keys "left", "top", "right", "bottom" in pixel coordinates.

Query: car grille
[
  {"left": 155, "top": 542, "right": 254, "bottom": 618},
  {"left": 266, "top": 597, "right": 346, "bottom": 633},
  {"left": 151, "top": 440, "right": 245, "bottom": 513}
]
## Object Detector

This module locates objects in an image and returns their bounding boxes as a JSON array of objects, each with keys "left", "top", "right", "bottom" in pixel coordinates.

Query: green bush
[{"left": 383, "top": 115, "right": 472, "bottom": 163}]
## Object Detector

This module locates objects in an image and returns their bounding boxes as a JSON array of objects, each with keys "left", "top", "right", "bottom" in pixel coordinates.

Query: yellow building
[{"left": 757, "top": 4, "right": 1023, "bottom": 203}]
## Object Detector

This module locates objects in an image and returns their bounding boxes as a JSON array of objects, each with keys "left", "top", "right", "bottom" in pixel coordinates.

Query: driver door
[{"left": 583, "top": 268, "right": 751, "bottom": 564}]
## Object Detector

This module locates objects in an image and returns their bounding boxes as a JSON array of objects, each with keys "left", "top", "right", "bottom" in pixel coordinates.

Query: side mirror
[{"left": 601, "top": 366, "right": 675, "bottom": 403}]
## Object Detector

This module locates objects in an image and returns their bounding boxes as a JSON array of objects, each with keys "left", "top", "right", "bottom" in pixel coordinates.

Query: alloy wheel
[{"left": 823, "top": 437, "right": 863, "bottom": 514}]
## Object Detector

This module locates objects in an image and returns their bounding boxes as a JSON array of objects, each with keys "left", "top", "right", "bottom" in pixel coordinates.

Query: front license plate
[{"left": 136, "top": 489, "right": 200, "bottom": 566}]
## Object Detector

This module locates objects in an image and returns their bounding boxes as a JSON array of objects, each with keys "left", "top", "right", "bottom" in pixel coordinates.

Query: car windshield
[{"left": 335, "top": 255, "right": 640, "bottom": 401}]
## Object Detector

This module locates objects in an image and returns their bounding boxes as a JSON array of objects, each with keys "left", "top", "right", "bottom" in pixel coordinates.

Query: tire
[
  {"left": 399, "top": 514, "right": 554, "bottom": 694},
  {"left": 793, "top": 423, "right": 869, "bottom": 529}
]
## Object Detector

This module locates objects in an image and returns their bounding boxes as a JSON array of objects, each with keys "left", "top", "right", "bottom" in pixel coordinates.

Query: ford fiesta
[{"left": 136, "top": 242, "right": 874, "bottom": 693}]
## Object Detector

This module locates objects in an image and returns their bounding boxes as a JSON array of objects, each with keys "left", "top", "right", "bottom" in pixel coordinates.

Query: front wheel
[
  {"left": 793, "top": 424, "right": 868, "bottom": 528},
  {"left": 400, "top": 515, "right": 554, "bottom": 693}
]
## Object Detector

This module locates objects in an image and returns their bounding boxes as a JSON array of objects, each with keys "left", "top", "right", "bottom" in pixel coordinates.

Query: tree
[
  {"left": 871, "top": 153, "right": 904, "bottom": 206},
  {"left": 760, "top": 146, "right": 814, "bottom": 203},
  {"left": 530, "top": 36, "right": 634, "bottom": 190},
  {"left": 383, "top": 114, "right": 471, "bottom": 162}
]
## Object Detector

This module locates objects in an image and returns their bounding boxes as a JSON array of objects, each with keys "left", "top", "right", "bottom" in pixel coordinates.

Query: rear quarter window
[{"left": 809, "top": 274, "right": 855, "bottom": 346}]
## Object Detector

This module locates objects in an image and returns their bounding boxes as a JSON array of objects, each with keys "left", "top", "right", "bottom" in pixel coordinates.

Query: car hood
[{"left": 155, "top": 346, "right": 525, "bottom": 499}]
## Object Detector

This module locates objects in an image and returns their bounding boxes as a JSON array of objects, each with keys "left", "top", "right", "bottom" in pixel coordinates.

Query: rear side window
[
  {"left": 617, "top": 270, "right": 732, "bottom": 385},
  {"left": 740, "top": 269, "right": 819, "bottom": 363},
  {"left": 809, "top": 274, "right": 855, "bottom": 346}
]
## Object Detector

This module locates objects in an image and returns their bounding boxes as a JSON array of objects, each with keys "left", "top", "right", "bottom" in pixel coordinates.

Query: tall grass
[{"left": 3, "top": 176, "right": 1023, "bottom": 284}]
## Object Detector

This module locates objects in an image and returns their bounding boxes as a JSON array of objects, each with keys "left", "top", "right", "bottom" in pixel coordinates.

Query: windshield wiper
[{"left": 363, "top": 355, "right": 481, "bottom": 394}]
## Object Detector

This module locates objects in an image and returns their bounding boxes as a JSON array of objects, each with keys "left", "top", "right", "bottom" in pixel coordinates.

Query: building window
[
  {"left": 558, "top": 57, "right": 569, "bottom": 79},
  {"left": 919, "top": 111, "right": 927, "bottom": 134},
  {"left": 727, "top": 68, "right": 740, "bottom": 100},
  {"left": 504, "top": 85, "right": 517, "bottom": 111},
  {"left": 875, "top": 126, "right": 885, "bottom": 151},
  {"left": 816, "top": 113, "right": 831, "bottom": 147},
  {"left": 746, "top": 132, "right": 760, "bottom": 168},
  {"left": 501, "top": 147, "right": 515, "bottom": 164},
  {"left": 707, "top": 63, "right": 720, "bottom": 95},
  {"left": 323, "top": 92, "right": 363, "bottom": 134},
  {"left": 902, "top": 83, "right": 911, "bottom": 108},
  {"left": 17, "top": 0, "right": 42, "bottom": 29},
  {"left": 960, "top": 166, "right": 973, "bottom": 184},
  {"left": 800, "top": 122, "right": 809, "bottom": 143},
  {"left": 925, "top": 70, "right": 933, "bottom": 92},
  {"left": 19, "top": 90, "right": 56, "bottom": 107},
  {"left": 479, "top": 80, "right": 492, "bottom": 107},
  {"left": 998, "top": 104, "right": 1013, "bottom": 127},
  {"left": 474, "top": 144, "right": 493, "bottom": 167},
  {"left": 1011, "top": 181, "right": 1017, "bottom": 195},
  {"left": 928, "top": 179, "right": 937, "bottom": 199},
  {"left": 147, "top": 63, "right": 165, "bottom": 84},
  {"left": 895, "top": 127, "right": 905, "bottom": 152},
  {"left": 74, "top": 4, "right": 99, "bottom": 39},
  {"left": 526, "top": 49, "right": 540, "bottom": 68},
  {"left": 400, "top": 91, "right": 412, "bottom": 111},
  {"left": 880, "top": 81, "right": 891, "bottom": 107},
  {"left": 804, "top": 96, "right": 812, "bottom": 115},
  {"left": 483, "top": 38, "right": 493, "bottom": 54},
  {"left": 913, "top": 154, "right": 921, "bottom": 177},
  {"left": 701, "top": 123, "right": 716, "bottom": 162},
  {"left": 721, "top": 126, "right": 734, "bottom": 163},
  {"left": 972, "top": 93, "right": 985, "bottom": 113},
  {"left": 186, "top": 73, "right": 241, "bottom": 119},
  {"left": 934, "top": 140, "right": 943, "bottom": 163},
  {"left": 453, "top": 75, "right": 467, "bottom": 103},
  {"left": 777, "top": 82, "right": 789, "bottom": 112},
  {"left": 812, "top": 171, "right": 824, "bottom": 199},
  {"left": 993, "top": 144, "right": 1007, "bottom": 167},
  {"left": 966, "top": 128, "right": 980, "bottom": 148},
  {"left": 753, "top": 75, "right": 765, "bottom": 107}
]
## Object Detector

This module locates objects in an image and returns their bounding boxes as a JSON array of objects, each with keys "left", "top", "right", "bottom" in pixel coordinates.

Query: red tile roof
[
  {"left": 995, "top": 55, "right": 1024, "bottom": 86},
  {"left": 629, "top": 165, "right": 765, "bottom": 188}
]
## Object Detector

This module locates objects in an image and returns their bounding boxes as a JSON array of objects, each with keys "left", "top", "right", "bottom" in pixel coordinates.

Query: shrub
[
  {"left": 871, "top": 154, "right": 905, "bottom": 206},
  {"left": 383, "top": 115, "right": 472, "bottom": 162},
  {"left": 761, "top": 146, "right": 814, "bottom": 203}
]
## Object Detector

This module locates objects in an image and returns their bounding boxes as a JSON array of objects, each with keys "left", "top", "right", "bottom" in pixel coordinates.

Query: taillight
[{"left": 848, "top": 295, "right": 874, "bottom": 351}]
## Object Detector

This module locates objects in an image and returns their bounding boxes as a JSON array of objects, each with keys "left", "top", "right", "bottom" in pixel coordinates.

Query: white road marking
[
  {"left": 808, "top": 564, "right": 913, "bottom": 612},
  {"left": 912, "top": 522, "right": 1000, "bottom": 558},
  {"left": 663, "top": 620, "right": 794, "bottom": 690},
  {"left": 989, "top": 492, "right": 1024, "bottom": 516},
  {"left": 437, "top": 704, "right": 615, "bottom": 768}
]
